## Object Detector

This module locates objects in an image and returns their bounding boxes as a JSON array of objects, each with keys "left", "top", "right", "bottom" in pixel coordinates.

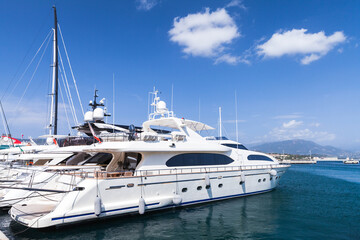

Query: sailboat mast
[
  {"left": 53, "top": 6, "right": 59, "bottom": 135},
  {"left": 49, "top": 7, "right": 59, "bottom": 135}
]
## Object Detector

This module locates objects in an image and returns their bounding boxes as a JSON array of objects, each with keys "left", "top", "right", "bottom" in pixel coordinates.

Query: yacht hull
[{"left": 10, "top": 165, "right": 289, "bottom": 228}]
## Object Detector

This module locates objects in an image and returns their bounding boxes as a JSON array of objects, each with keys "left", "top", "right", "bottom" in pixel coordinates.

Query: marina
[
  {"left": 1, "top": 162, "right": 359, "bottom": 239},
  {"left": 1, "top": 0, "right": 359, "bottom": 239}
]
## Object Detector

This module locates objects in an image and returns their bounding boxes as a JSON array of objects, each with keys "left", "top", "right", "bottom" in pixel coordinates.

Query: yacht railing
[{"left": 56, "top": 164, "right": 290, "bottom": 179}]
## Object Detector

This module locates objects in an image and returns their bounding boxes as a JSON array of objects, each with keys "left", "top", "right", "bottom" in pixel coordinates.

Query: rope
[
  {"left": 15, "top": 31, "right": 53, "bottom": 111},
  {"left": 58, "top": 48, "right": 79, "bottom": 125},
  {"left": 58, "top": 24, "right": 84, "bottom": 116}
]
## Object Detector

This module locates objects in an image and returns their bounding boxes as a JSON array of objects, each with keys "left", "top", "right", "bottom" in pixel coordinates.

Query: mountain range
[{"left": 249, "top": 139, "right": 351, "bottom": 157}]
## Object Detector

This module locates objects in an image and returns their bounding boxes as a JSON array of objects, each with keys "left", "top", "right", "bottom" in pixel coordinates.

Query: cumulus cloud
[
  {"left": 136, "top": 0, "right": 159, "bottom": 11},
  {"left": 257, "top": 28, "right": 346, "bottom": 64},
  {"left": 263, "top": 119, "right": 335, "bottom": 142},
  {"left": 169, "top": 8, "right": 240, "bottom": 62}
]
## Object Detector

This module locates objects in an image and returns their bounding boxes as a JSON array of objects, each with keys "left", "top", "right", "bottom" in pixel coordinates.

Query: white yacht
[{"left": 9, "top": 91, "right": 290, "bottom": 228}]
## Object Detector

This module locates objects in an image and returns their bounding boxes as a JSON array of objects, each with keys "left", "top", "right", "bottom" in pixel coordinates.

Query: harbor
[
  {"left": 1, "top": 0, "right": 360, "bottom": 239},
  {"left": 1, "top": 161, "right": 359, "bottom": 239}
]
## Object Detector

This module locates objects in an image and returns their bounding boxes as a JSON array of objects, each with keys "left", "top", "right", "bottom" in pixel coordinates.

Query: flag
[{"left": 88, "top": 122, "right": 102, "bottom": 143}]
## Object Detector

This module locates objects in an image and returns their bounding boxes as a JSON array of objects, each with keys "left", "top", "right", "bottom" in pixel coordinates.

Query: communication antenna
[
  {"left": 171, "top": 84, "right": 174, "bottom": 112},
  {"left": 235, "top": 91, "right": 239, "bottom": 143},
  {"left": 219, "top": 107, "right": 222, "bottom": 138},
  {"left": 113, "top": 73, "right": 115, "bottom": 133}
]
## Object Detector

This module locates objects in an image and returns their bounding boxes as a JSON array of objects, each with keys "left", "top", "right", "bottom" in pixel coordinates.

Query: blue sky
[{"left": 0, "top": 0, "right": 359, "bottom": 149}]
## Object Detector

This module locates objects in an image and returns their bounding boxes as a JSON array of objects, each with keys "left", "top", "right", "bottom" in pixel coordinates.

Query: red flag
[{"left": 88, "top": 122, "right": 102, "bottom": 143}]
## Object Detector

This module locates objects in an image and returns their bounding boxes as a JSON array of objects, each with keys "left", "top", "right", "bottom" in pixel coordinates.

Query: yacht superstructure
[{"left": 9, "top": 90, "right": 290, "bottom": 228}]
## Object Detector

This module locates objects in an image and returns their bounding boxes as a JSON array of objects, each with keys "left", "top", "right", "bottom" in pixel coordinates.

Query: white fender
[
  {"left": 205, "top": 174, "right": 211, "bottom": 187},
  {"left": 173, "top": 194, "right": 182, "bottom": 205},
  {"left": 269, "top": 169, "right": 277, "bottom": 176},
  {"left": 240, "top": 172, "right": 246, "bottom": 183},
  {"left": 139, "top": 197, "right": 145, "bottom": 214},
  {"left": 94, "top": 196, "right": 101, "bottom": 216}
]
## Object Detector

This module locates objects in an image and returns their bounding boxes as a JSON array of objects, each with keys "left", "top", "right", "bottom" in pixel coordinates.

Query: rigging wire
[
  {"left": 15, "top": 31, "right": 53, "bottom": 112},
  {"left": 58, "top": 70, "right": 74, "bottom": 135},
  {"left": 4, "top": 30, "right": 53, "bottom": 101},
  {"left": 58, "top": 48, "right": 79, "bottom": 125},
  {"left": 58, "top": 24, "right": 84, "bottom": 116},
  {"left": 1, "top": 17, "right": 52, "bottom": 101}
]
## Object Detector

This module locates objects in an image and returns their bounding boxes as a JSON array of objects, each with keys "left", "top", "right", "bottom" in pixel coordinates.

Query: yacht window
[
  {"left": 166, "top": 153, "right": 234, "bottom": 167},
  {"left": 197, "top": 186, "right": 202, "bottom": 191},
  {"left": 182, "top": 188, "right": 187, "bottom": 193},
  {"left": 85, "top": 153, "right": 113, "bottom": 165},
  {"left": 218, "top": 183, "right": 223, "bottom": 188},
  {"left": 247, "top": 155, "right": 273, "bottom": 162},
  {"left": 221, "top": 144, "right": 248, "bottom": 150}
]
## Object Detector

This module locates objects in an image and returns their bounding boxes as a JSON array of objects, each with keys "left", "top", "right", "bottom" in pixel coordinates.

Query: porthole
[
  {"left": 197, "top": 186, "right": 202, "bottom": 191},
  {"left": 218, "top": 183, "right": 223, "bottom": 188},
  {"left": 263, "top": 178, "right": 266, "bottom": 182},
  {"left": 275, "top": 176, "right": 278, "bottom": 180},
  {"left": 258, "top": 179, "right": 261, "bottom": 183},
  {"left": 127, "top": 183, "right": 134, "bottom": 188},
  {"left": 270, "top": 177, "right": 273, "bottom": 180},
  {"left": 182, "top": 188, "right": 188, "bottom": 193},
  {"left": 206, "top": 185, "right": 211, "bottom": 189},
  {"left": 239, "top": 181, "right": 244, "bottom": 185}
]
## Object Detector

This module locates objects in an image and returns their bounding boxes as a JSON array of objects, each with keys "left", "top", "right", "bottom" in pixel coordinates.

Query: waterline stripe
[
  {"left": 51, "top": 188, "right": 273, "bottom": 221},
  {"left": 51, "top": 202, "right": 159, "bottom": 221}
]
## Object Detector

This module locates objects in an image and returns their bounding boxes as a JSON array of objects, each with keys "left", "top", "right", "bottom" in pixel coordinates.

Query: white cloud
[
  {"left": 257, "top": 28, "right": 346, "bottom": 64},
  {"left": 263, "top": 119, "right": 335, "bottom": 142},
  {"left": 215, "top": 54, "right": 250, "bottom": 65},
  {"left": 273, "top": 114, "right": 302, "bottom": 119},
  {"left": 226, "top": 0, "right": 246, "bottom": 10},
  {"left": 169, "top": 8, "right": 240, "bottom": 60},
  {"left": 1, "top": 96, "right": 80, "bottom": 138},
  {"left": 136, "top": 0, "right": 159, "bottom": 11},
  {"left": 310, "top": 122, "right": 320, "bottom": 127},
  {"left": 282, "top": 120, "right": 303, "bottom": 128}
]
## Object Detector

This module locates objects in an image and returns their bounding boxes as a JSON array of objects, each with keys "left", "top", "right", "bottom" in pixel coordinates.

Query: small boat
[{"left": 343, "top": 159, "right": 359, "bottom": 164}]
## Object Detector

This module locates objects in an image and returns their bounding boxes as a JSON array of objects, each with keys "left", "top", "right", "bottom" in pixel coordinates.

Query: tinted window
[
  {"left": 85, "top": 153, "right": 113, "bottom": 164},
  {"left": 247, "top": 155, "right": 273, "bottom": 161},
  {"left": 222, "top": 144, "right": 248, "bottom": 150},
  {"left": 166, "top": 153, "right": 234, "bottom": 167}
]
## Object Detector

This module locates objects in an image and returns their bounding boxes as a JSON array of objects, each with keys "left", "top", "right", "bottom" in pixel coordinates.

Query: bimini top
[{"left": 143, "top": 117, "right": 213, "bottom": 133}]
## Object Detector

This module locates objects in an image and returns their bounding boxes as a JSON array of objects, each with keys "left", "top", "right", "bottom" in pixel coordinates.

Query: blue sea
[{"left": 1, "top": 161, "right": 359, "bottom": 239}]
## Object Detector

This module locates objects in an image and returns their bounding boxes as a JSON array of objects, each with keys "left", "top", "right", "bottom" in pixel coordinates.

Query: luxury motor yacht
[{"left": 9, "top": 90, "right": 290, "bottom": 228}]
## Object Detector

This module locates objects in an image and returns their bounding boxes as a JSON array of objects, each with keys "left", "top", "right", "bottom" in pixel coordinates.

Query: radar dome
[
  {"left": 93, "top": 108, "right": 104, "bottom": 121},
  {"left": 156, "top": 101, "right": 167, "bottom": 114},
  {"left": 46, "top": 137, "right": 54, "bottom": 145},
  {"left": 84, "top": 111, "right": 93, "bottom": 122}
]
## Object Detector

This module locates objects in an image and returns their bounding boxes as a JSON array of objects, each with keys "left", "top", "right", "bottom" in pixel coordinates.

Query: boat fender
[
  {"left": 240, "top": 172, "right": 245, "bottom": 183},
  {"left": 94, "top": 196, "right": 101, "bottom": 216},
  {"left": 269, "top": 169, "right": 277, "bottom": 176},
  {"left": 139, "top": 197, "right": 145, "bottom": 215},
  {"left": 173, "top": 194, "right": 182, "bottom": 205},
  {"left": 205, "top": 174, "right": 211, "bottom": 187}
]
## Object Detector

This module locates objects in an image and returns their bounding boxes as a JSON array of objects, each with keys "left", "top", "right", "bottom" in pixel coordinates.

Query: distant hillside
[{"left": 250, "top": 139, "right": 350, "bottom": 156}]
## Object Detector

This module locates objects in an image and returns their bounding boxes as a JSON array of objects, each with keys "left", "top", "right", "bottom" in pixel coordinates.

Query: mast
[
  {"left": 0, "top": 100, "right": 14, "bottom": 146},
  {"left": 49, "top": 6, "right": 59, "bottom": 135}
]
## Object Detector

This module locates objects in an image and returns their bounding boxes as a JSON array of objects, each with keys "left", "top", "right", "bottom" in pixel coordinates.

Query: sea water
[{"left": 1, "top": 161, "right": 359, "bottom": 239}]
